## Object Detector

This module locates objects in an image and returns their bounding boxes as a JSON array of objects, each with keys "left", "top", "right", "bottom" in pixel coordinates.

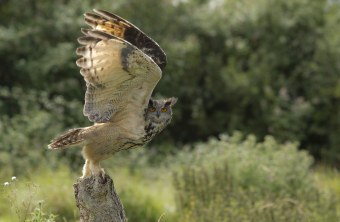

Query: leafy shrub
[
  {"left": 0, "top": 0, "right": 339, "bottom": 168},
  {"left": 161, "top": 0, "right": 340, "bottom": 165},
  {"left": 173, "top": 133, "right": 339, "bottom": 222},
  {"left": 0, "top": 87, "right": 86, "bottom": 176}
]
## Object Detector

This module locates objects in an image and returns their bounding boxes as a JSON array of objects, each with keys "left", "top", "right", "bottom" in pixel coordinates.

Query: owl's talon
[{"left": 99, "top": 168, "right": 106, "bottom": 179}]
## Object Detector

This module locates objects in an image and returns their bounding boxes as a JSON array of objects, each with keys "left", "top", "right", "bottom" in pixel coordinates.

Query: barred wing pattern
[
  {"left": 76, "top": 14, "right": 162, "bottom": 123},
  {"left": 84, "top": 9, "right": 167, "bottom": 70}
]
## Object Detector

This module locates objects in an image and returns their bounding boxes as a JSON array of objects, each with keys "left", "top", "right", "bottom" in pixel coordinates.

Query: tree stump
[{"left": 73, "top": 173, "right": 127, "bottom": 222}]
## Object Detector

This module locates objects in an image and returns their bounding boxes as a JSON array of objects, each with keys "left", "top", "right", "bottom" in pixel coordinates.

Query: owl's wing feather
[
  {"left": 76, "top": 30, "right": 161, "bottom": 123},
  {"left": 84, "top": 9, "right": 167, "bottom": 70}
]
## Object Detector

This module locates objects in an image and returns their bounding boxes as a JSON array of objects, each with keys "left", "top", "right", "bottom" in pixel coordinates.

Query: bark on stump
[{"left": 74, "top": 173, "right": 127, "bottom": 222}]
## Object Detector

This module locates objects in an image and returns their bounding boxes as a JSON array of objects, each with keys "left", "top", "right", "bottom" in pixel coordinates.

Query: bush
[
  {"left": 173, "top": 133, "right": 339, "bottom": 222},
  {"left": 161, "top": 0, "right": 340, "bottom": 165},
  {"left": 1, "top": 0, "right": 339, "bottom": 170},
  {"left": 0, "top": 87, "right": 86, "bottom": 176}
]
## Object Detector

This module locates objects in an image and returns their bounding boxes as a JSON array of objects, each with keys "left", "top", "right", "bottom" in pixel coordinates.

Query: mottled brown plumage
[{"left": 48, "top": 9, "right": 176, "bottom": 178}]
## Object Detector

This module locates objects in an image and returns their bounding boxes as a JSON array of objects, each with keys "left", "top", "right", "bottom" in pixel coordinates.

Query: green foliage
[
  {"left": 0, "top": 1, "right": 339, "bottom": 220},
  {"left": 1, "top": 0, "right": 339, "bottom": 167},
  {"left": 27, "top": 202, "right": 57, "bottom": 222},
  {"left": 0, "top": 176, "right": 58, "bottom": 222},
  {"left": 113, "top": 168, "right": 176, "bottom": 222},
  {"left": 28, "top": 167, "right": 78, "bottom": 220},
  {"left": 314, "top": 166, "right": 340, "bottom": 203},
  {"left": 0, "top": 141, "right": 339, "bottom": 221},
  {"left": 173, "top": 133, "right": 340, "bottom": 222},
  {"left": 0, "top": 87, "right": 85, "bottom": 176},
  {"left": 0, "top": 161, "right": 177, "bottom": 222},
  {"left": 161, "top": 0, "right": 340, "bottom": 164}
]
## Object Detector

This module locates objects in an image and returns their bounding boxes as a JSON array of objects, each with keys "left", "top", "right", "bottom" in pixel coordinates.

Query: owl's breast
[
  {"left": 83, "top": 119, "right": 168, "bottom": 159},
  {"left": 143, "top": 121, "right": 166, "bottom": 143}
]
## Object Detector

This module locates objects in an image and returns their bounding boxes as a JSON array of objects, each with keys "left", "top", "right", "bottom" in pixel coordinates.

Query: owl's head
[{"left": 145, "top": 97, "right": 177, "bottom": 124}]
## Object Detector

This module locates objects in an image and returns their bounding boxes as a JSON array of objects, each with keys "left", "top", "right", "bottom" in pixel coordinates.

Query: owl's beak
[{"left": 156, "top": 111, "right": 161, "bottom": 118}]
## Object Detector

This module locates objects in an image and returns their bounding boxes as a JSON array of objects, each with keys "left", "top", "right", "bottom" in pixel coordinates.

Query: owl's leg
[
  {"left": 81, "top": 160, "right": 91, "bottom": 178},
  {"left": 81, "top": 160, "right": 105, "bottom": 178},
  {"left": 89, "top": 160, "right": 105, "bottom": 178},
  {"left": 81, "top": 145, "right": 105, "bottom": 178}
]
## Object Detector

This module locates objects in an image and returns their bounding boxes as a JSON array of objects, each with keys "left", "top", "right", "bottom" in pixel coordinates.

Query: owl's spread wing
[
  {"left": 83, "top": 9, "right": 167, "bottom": 70},
  {"left": 76, "top": 28, "right": 162, "bottom": 123}
]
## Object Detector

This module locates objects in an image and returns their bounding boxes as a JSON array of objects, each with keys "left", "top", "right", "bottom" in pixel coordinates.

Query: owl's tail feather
[{"left": 48, "top": 128, "right": 85, "bottom": 149}]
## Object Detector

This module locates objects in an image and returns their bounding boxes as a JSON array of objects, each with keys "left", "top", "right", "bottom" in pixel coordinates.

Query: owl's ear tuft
[
  {"left": 165, "top": 97, "right": 178, "bottom": 107},
  {"left": 148, "top": 99, "right": 155, "bottom": 107}
]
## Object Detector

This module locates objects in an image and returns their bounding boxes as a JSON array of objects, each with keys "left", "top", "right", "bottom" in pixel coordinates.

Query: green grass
[
  {"left": 313, "top": 166, "right": 340, "bottom": 212},
  {"left": 110, "top": 168, "right": 177, "bottom": 222},
  {"left": 0, "top": 166, "right": 77, "bottom": 222},
  {"left": 1, "top": 165, "right": 339, "bottom": 222},
  {"left": 0, "top": 140, "right": 339, "bottom": 222},
  {"left": 314, "top": 166, "right": 340, "bottom": 195},
  {"left": 0, "top": 158, "right": 177, "bottom": 222}
]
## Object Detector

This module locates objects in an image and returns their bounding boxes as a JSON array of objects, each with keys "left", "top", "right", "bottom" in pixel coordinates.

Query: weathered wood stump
[{"left": 73, "top": 173, "right": 127, "bottom": 222}]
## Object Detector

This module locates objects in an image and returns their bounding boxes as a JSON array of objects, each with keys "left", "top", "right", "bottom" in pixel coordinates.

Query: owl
[{"left": 48, "top": 9, "right": 177, "bottom": 178}]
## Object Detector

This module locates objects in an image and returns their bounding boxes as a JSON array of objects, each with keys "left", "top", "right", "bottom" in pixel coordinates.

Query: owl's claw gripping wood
[
  {"left": 81, "top": 160, "right": 105, "bottom": 179},
  {"left": 48, "top": 9, "right": 177, "bottom": 178}
]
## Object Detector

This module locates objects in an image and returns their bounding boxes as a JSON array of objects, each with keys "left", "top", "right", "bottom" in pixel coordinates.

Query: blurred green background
[{"left": 0, "top": 0, "right": 339, "bottom": 221}]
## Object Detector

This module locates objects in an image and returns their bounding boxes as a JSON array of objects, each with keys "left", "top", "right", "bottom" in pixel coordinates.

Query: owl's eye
[
  {"left": 161, "top": 108, "right": 167, "bottom": 112},
  {"left": 148, "top": 107, "right": 156, "bottom": 112}
]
